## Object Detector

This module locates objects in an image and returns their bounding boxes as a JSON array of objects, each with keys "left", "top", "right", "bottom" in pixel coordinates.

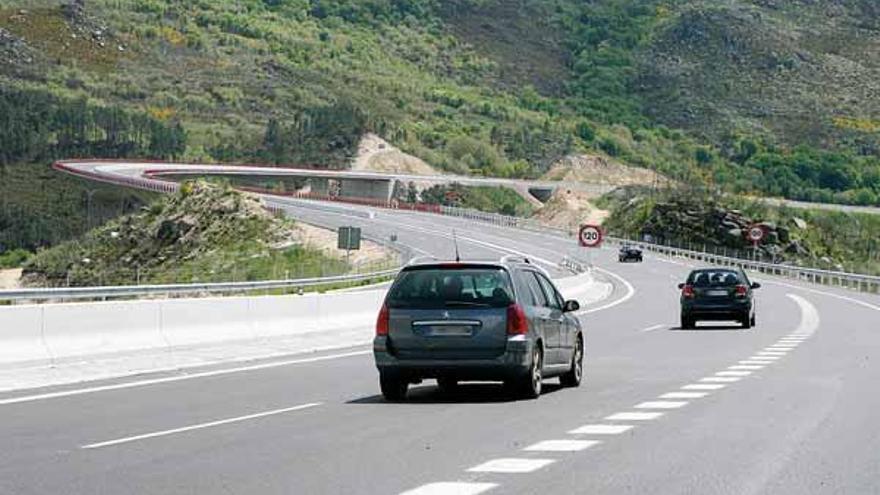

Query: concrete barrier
[
  {"left": 0, "top": 272, "right": 597, "bottom": 368},
  {"left": 0, "top": 306, "right": 49, "bottom": 365}
]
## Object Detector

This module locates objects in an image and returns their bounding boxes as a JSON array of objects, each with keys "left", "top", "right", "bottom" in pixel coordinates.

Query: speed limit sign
[
  {"left": 747, "top": 225, "right": 765, "bottom": 243},
  {"left": 579, "top": 224, "right": 603, "bottom": 248}
]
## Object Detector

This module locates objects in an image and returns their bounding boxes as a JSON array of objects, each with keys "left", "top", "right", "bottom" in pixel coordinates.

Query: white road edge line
[
  {"left": 640, "top": 324, "right": 666, "bottom": 333},
  {"left": 577, "top": 267, "right": 636, "bottom": 315},
  {"left": 0, "top": 350, "right": 370, "bottom": 406},
  {"left": 81, "top": 402, "right": 321, "bottom": 449}
]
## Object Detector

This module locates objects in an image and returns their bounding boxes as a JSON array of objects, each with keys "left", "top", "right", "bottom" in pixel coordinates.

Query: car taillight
[
  {"left": 507, "top": 304, "right": 529, "bottom": 335},
  {"left": 376, "top": 304, "right": 390, "bottom": 336},
  {"left": 735, "top": 285, "right": 748, "bottom": 297},
  {"left": 682, "top": 284, "right": 695, "bottom": 298}
]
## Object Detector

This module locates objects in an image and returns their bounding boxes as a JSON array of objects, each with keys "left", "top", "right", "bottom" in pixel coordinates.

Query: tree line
[{"left": 0, "top": 87, "right": 186, "bottom": 167}]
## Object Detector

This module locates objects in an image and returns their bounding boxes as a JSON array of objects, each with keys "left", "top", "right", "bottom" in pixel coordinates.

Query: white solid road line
[
  {"left": 81, "top": 402, "right": 321, "bottom": 449},
  {"left": 660, "top": 392, "right": 708, "bottom": 399},
  {"left": 576, "top": 267, "right": 636, "bottom": 315},
  {"left": 766, "top": 280, "right": 880, "bottom": 313},
  {"left": 640, "top": 324, "right": 666, "bottom": 333},
  {"left": 467, "top": 459, "right": 555, "bottom": 474},
  {"left": 634, "top": 401, "right": 688, "bottom": 409},
  {"left": 606, "top": 412, "right": 664, "bottom": 421},
  {"left": 569, "top": 424, "right": 635, "bottom": 435},
  {"left": 0, "top": 350, "right": 370, "bottom": 406},
  {"left": 524, "top": 439, "right": 601, "bottom": 452},
  {"left": 400, "top": 483, "right": 498, "bottom": 495}
]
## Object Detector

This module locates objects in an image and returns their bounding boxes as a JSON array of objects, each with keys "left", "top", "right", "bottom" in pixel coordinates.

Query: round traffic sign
[
  {"left": 747, "top": 225, "right": 765, "bottom": 242},
  {"left": 579, "top": 224, "right": 603, "bottom": 248}
]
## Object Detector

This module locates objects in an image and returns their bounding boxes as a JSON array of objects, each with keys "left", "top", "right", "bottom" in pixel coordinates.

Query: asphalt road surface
[{"left": 2, "top": 205, "right": 879, "bottom": 494}]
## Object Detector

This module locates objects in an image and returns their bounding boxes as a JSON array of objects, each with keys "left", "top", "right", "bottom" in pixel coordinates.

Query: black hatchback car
[
  {"left": 678, "top": 268, "right": 760, "bottom": 329},
  {"left": 618, "top": 245, "right": 643, "bottom": 262},
  {"left": 373, "top": 258, "right": 584, "bottom": 401}
]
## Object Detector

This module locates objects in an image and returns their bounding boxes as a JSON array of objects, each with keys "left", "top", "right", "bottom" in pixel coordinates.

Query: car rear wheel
[
  {"left": 380, "top": 371, "right": 408, "bottom": 401},
  {"left": 511, "top": 346, "right": 543, "bottom": 399},
  {"left": 681, "top": 315, "right": 694, "bottom": 329},
  {"left": 751, "top": 314, "right": 756, "bottom": 327},
  {"left": 560, "top": 335, "right": 584, "bottom": 387},
  {"left": 741, "top": 312, "right": 752, "bottom": 329}
]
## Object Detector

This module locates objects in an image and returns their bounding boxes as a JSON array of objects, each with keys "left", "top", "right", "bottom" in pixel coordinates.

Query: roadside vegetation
[
  {"left": 21, "top": 181, "right": 365, "bottom": 287},
  {"left": 600, "top": 187, "right": 880, "bottom": 276}
]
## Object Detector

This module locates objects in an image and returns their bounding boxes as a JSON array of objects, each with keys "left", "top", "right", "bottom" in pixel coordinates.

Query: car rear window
[
  {"left": 688, "top": 270, "right": 741, "bottom": 287},
  {"left": 387, "top": 267, "right": 514, "bottom": 309}
]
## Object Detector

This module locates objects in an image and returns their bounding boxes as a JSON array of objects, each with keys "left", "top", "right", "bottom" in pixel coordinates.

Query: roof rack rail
[
  {"left": 406, "top": 255, "right": 439, "bottom": 266},
  {"left": 500, "top": 255, "right": 530, "bottom": 265}
]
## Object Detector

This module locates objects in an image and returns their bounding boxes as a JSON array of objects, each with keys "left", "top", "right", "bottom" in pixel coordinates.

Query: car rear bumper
[
  {"left": 682, "top": 301, "right": 752, "bottom": 320},
  {"left": 373, "top": 336, "right": 533, "bottom": 380}
]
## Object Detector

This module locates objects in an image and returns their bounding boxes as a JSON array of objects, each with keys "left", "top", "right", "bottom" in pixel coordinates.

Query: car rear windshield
[
  {"left": 688, "top": 270, "right": 741, "bottom": 287},
  {"left": 387, "top": 267, "right": 514, "bottom": 309}
]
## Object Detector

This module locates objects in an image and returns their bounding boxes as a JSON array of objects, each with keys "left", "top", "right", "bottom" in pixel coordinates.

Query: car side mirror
[
  {"left": 751, "top": 282, "right": 761, "bottom": 289},
  {"left": 677, "top": 283, "right": 685, "bottom": 289},
  {"left": 563, "top": 300, "right": 580, "bottom": 313}
]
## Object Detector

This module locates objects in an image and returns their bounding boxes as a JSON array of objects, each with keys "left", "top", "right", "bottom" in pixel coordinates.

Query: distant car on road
[
  {"left": 373, "top": 257, "right": 584, "bottom": 401},
  {"left": 618, "top": 245, "right": 643, "bottom": 262},
  {"left": 678, "top": 268, "right": 760, "bottom": 329}
]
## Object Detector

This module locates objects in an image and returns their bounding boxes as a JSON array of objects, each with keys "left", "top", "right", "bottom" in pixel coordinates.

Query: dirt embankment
[
  {"left": 532, "top": 188, "right": 609, "bottom": 231},
  {"left": 351, "top": 134, "right": 440, "bottom": 176},
  {"left": 542, "top": 154, "right": 669, "bottom": 187},
  {"left": 0, "top": 269, "right": 22, "bottom": 290}
]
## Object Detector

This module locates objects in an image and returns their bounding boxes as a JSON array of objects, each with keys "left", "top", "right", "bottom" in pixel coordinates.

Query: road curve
[{"left": 0, "top": 162, "right": 878, "bottom": 494}]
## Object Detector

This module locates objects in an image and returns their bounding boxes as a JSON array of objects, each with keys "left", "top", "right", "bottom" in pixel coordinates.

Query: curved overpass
[
  {"left": 0, "top": 160, "right": 878, "bottom": 494},
  {"left": 55, "top": 159, "right": 616, "bottom": 206}
]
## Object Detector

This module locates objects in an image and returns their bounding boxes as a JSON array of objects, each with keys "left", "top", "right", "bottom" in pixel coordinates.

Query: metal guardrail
[
  {"left": 0, "top": 269, "right": 400, "bottom": 302},
  {"left": 436, "top": 206, "right": 880, "bottom": 295}
]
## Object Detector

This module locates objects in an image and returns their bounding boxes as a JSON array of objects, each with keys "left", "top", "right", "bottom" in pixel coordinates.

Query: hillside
[
  {"left": 2, "top": 0, "right": 880, "bottom": 255},
  {"left": 22, "top": 181, "right": 391, "bottom": 287}
]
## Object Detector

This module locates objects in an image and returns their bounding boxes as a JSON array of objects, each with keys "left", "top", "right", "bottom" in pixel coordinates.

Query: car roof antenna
[{"left": 452, "top": 229, "right": 461, "bottom": 262}]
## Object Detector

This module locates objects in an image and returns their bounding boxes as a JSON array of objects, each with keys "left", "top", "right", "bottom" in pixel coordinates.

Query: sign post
[
  {"left": 338, "top": 226, "right": 362, "bottom": 263},
  {"left": 578, "top": 224, "right": 603, "bottom": 268},
  {"left": 746, "top": 225, "right": 765, "bottom": 261}
]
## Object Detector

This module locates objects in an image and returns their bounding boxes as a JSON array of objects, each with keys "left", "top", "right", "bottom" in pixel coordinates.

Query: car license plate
[
  {"left": 430, "top": 326, "right": 472, "bottom": 337},
  {"left": 707, "top": 290, "right": 728, "bottom": 297}
]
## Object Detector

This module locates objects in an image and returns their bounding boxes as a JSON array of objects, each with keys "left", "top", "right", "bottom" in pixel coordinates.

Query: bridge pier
[{"left": 339, "top": 179, "right": 393, "bottom": 202}]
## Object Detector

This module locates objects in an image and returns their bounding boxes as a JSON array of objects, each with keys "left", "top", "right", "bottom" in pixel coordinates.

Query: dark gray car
[
  {"left": 679, "top": 268, "right": 760, "bottom": 329},
  {"left": 373, "top": 258, "right": 584, "bottom": 401}
]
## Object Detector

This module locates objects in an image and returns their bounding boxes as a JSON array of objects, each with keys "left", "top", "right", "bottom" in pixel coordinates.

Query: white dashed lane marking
[
  {"left": 569, "top": 424, "right": 634, "bottom": 435},
  {"left": 467, "top": 459, "right": 555, "bottom": 474},
  {"left": 400, "top": 482, "right": 498, "bottom": 495},
  {"left": 634, "top": 401, "right": 688, "bottom": 409},
  {"left": 739, "top": 360, "right": 772, "bottom": 365},
  {"left": 524, "top": 440, "right": 600, "bottom": 452},
  {"left": 606, "top": 412, "right": 664, "bottom": 421},
  {"left": 748, "top": 356, "right": 781, "bottom": 361},
  {"left": 659, "top": 392, "right": 708, "bottom": 399},
  {"left": 728, "top": 365, "right": 764, "bottom": 370},
  {"left": 682, "top": 384, "right": 726, "bottom": 390},
  {"left": 700, "top": 377, "right": 741, "bottom": 383},
  {"left": 715, "top": 371, "right": 752, "bottom": 377}
]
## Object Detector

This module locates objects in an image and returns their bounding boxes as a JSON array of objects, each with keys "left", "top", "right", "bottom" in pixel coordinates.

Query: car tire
[
  {"left": 437, "top": 377, "right": 458, "bottom": 393},
  {"left": 513, "top": 346, "right": 543, "bottom": 399},
  {"left": 741, "top": 312, "right": 752, "bottom": 329},
  {"left": 560, "top": 335, "right": 584, "bottom": 388},
  {"left": 681, "top": 315, "right": 694, "bottom": 329},
  {"left": 379, "top": 371, "right": 408, "bottom": 401},
  {"left": 750, "top": 313, "right": 756, "bottom": 327}
]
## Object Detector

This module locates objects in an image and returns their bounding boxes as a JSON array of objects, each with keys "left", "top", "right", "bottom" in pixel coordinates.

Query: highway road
[{"left": 2, "top": 201, "right": 880, "bottom": 494}]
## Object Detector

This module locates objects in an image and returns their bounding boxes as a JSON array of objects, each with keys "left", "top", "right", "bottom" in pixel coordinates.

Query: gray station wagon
[{"left": 373, "top": 257, "right": 584, "bottom": 401}]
